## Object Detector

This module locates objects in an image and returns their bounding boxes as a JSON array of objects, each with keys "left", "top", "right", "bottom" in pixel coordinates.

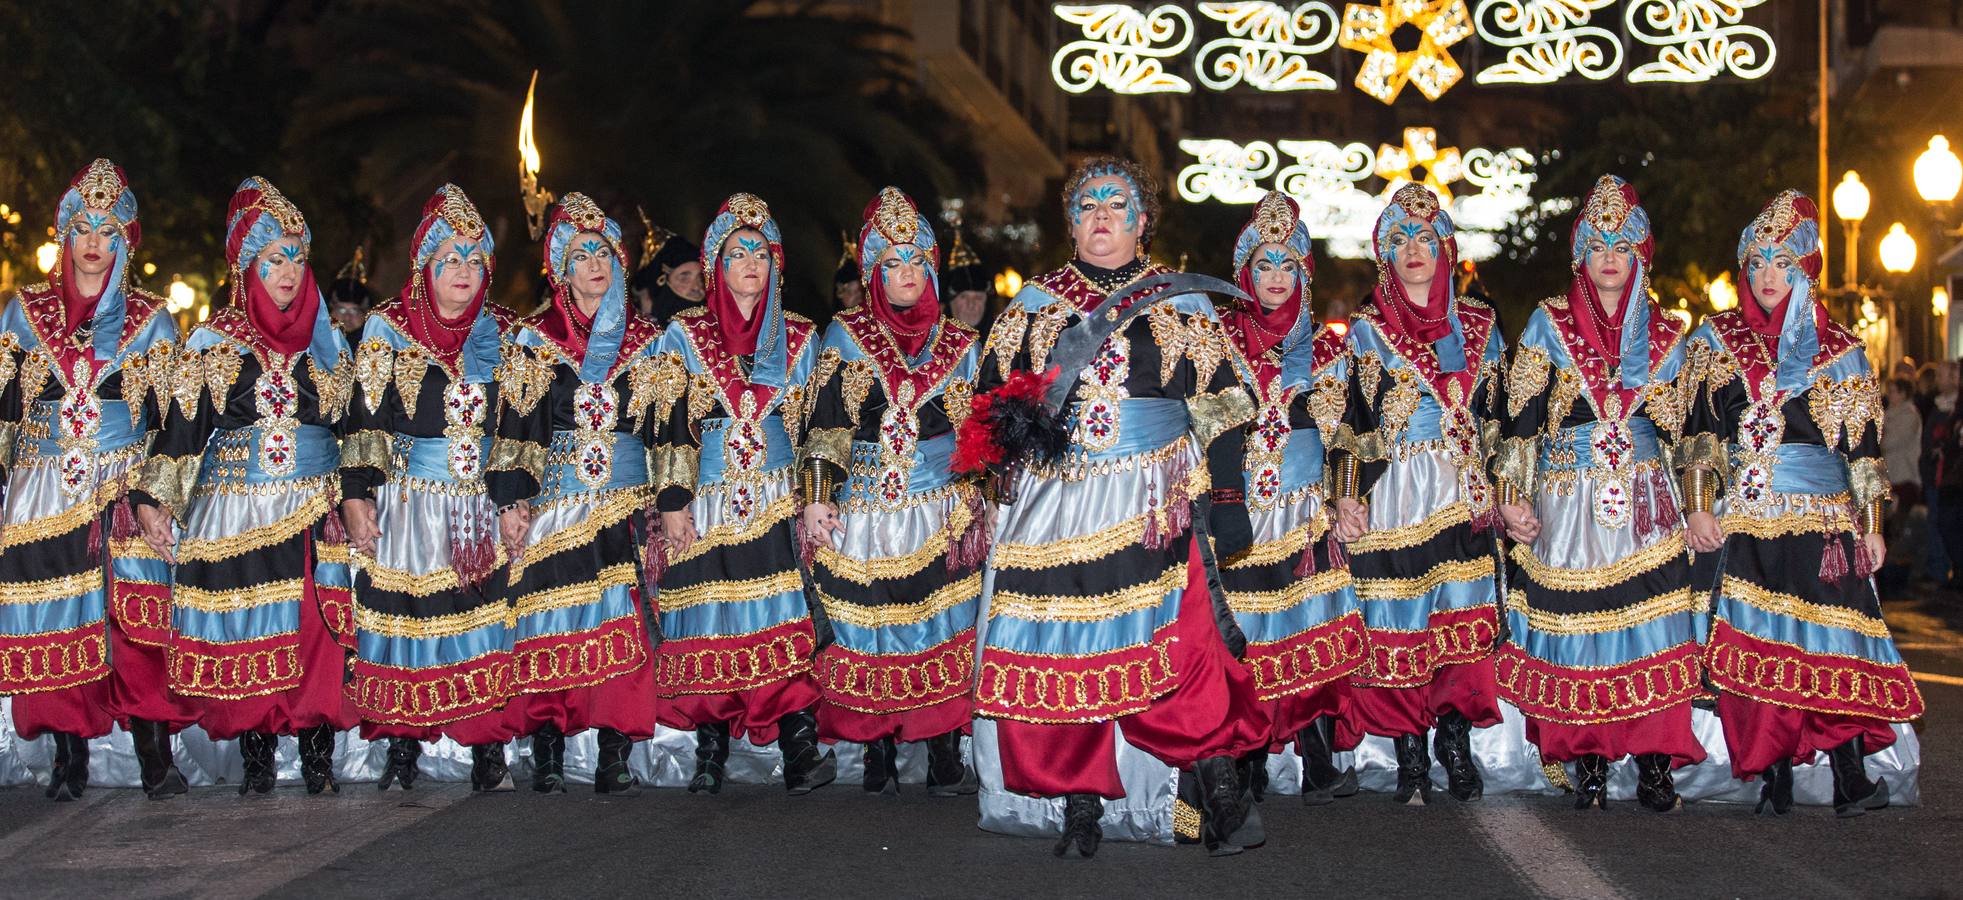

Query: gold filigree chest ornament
[
  {"left": 443, "top": 381, "right": 490, "bottom": 482},
  {"left": 872, "top": 380, "right": 922, "bottom": 507},
  {"left": 252, "top": 351, "right": 301, "bottom": 478},
  {"left": 54, "top": 356, "right": 103, "bottom": 498},
  {"left": 1072, "top": 334, "right": 1131, "bottom": 454},
  {"left": 721, "top": 390, "right": 770, "bottom": 522},
  {"left": 571, "top": 380, "right": 620, "bottom": 490},
  {"left": 1732, "top": 372, "right": 1787, "bottom": 514}
]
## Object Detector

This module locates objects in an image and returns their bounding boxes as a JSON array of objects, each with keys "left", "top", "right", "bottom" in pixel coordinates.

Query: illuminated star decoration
[
  {"left": 1375, "top": 127, "right": 1463, "bottom": 204},
  {"left": 1338, "top": 0, "right": 1474, "bottom": 103}
]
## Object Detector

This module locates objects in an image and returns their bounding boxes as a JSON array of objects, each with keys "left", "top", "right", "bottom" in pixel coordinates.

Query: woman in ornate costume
[
  {"left": 649, "top": 192, "right": 832, "bottom": 795},
  {"left": 341, "top": 184, "right": 521, "bottom": 792},
  {"left": 0, "top": 159, "right": 188, "bottom": 800},
  {"left": 488, "top": 192, "right": 662, "bottom": 795},
  {"left": 800, "top": 187, "right": 982, "bottom": 795},
  {"left": 1334, "top": 183, "right": 1505, "bottom": 806},
  {"left": 1492, "top": 175, "right": 1704, "bottom": 812},
  {"left": 128, "top": 177, "right": 356, "bottom": 795},
  {"left": 1216, "top": 192, "right": 1368, "bottom": 806},
  {"left": 1681, "top": 190, "right": 1923, "bottom": 816},
  {"left": 961, "top": 156, "right": 1266, "bottom": 857}
]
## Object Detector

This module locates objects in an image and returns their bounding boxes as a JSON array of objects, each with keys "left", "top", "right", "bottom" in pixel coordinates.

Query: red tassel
[
  {"left": 1819, "top": 532, "right": 1849, "bottom": 583},
  {"left": 1653, "top": 469, "right": 1680, "bottom": 531},
  {"left": 1854, "top": 533, "right": 1878, "bottom": 580},
  {"left": 87, "top": 513, "right": 103, "bottom": 561},
  {"left": 1634, "top": 476, "right": 1656, "bottom": 543},
  {"left": 1293, "top": 538, "right": 1318, "bottom": 578},
  {"left": 1142, "top": 483, "right": 1163, "bottom": 551},
  {"left": 1163, "top": 492, "right": 1192, "bottom": 541},
  {"left": 642, "top": 506, "right": 669, "bottom": 589},
  {"left": 1325, "top": 532, "right": 1349, "bottom": 571},
  {"left": 323, "top": 507, "right": 349, "bottom": 544},
  {"left": 946, "top": 489, "right": 991, "bottom": 574},
  {"left": 450, "top": 504, "right": 497, "bottom": 587},
  {"left": 794, "top": 510, "right": 819, "bottom": 571},
  {"left": 111, "top": 498, "right": 140, "bottom": 542},
  {"left": 1471, "top": 504, "right": 1501, "bottom": 535}
]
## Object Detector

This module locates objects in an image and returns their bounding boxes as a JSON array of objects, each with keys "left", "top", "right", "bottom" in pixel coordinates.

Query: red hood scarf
[
  {"left": 49, "top": 159, "right": 142, "bottom": 368},
  {"left": 540, "top": 192, "right": 630, "bottom": 365},
  {"left": 225, "top": 177, "right": 321, "bottom": 357},
  {"left": 701, "top": 193, "right": 783, "bottom": 357},
  {"left": 1230, "top": 192, "right": 1314, "bottom": 362},
  {"left": 1567, "top": 175, "right": 1654, "bottom": 380},
  {"left": 1371, "top": 184, "right": 1457, "bottom": 347},
  {"left": 401, "top": 184, "right": 494, "bottom": 364},
  {"left": 859, "top": 187, "right": 942, "bottom": 358}
]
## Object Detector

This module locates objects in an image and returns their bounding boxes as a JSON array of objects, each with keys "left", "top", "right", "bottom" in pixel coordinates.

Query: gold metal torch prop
[{"left": 519, "top": 70, "right": 554, "bottom": 241}]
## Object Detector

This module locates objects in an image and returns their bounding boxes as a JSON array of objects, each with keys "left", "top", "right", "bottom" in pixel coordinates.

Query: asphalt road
[{"left": 2, "top": 590, "right": 1960, "bottom": 900}]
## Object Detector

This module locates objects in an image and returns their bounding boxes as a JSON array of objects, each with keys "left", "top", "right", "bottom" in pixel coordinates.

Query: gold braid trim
[
  {"left": 992, "top": 514, "right": 1146, "bottom": 571},
  {"left": 1721, "top": 576, "right": 1893, "bottom": 639},
  {"left": 989, "top": 564, "right": 1185, "bottom": 623},
  {"left": 1495, "top": 642, "right": 1702, "bottom": 724},
  {"left": 653, "top": 444, "right": 700, "bottom": 493},
  {"left": 1506, "top": 587, "right": 1697, "bottom": 636},
  {"left": 656, "top": 628, "right": 814, "bottom": 695},
  {"left": 1353, "top": 557, "right": 1492, "bottom": 600},
  {"left": 173, "top": 578, "right": 305, "bottom": 613},
  {"left": 820, "top": 572, "right": 981, "bottom": 629},
  {"left": 658, "top": 569, "right": 804, "bottom": 612},
  {"left": 1510, "top": 534, "right": 1686, "bottom": 592},
  {"left": 815, "top": 523, "right": 956, "bottom": 586},
  {"left": 1225, "top": 519, "right": 1323, "bottom": 569},
  {"left": 1245, "top": 612, "right": 1370, "bottom": 698},
  {"left": 669, "top": 490, "right": 797, "bottom": 564},
  {"left": 1494, "top": 436, "right": 1538, "bottom": 499},
  {"left": 167, "top": 644, "right": 302, "bottom": 699},
  {"left": 341, "top": 428, "right": 392, "bottom": 471},
  {"left": 800, "top": 427, "right": 854, "bottom": 471},
  {"left": 976, "top": 633, "right": 1178, "bottom": 723},
  {"left": 1347, "top": 502, "right": 1470, "bottom": 554},
  {"left": 1226, "top": 567, "right": 1351, "bottom": 614},
  {"left": 511, "top": 489, "right": 644, "bottom": 580},
  {"left": 133, "top": 454, "right": 201, "bottom": 520},
  {"left": 177, "top": 492, "right": 329, "bottom": 563},
  {"left": 816, "top": 637, "right": 975, "bottom": 712},
  {"left": 489, "top": 437, "right": 546, "bottom": 477},
  {"left": 513, "top": 615, "right": 649, "bottom": 695},
  {"left": 0, "top": 570, "right": 103, "bottom": 606},
  {"left": 1188, "top": 388, "right": 1257, "bottom": 449},
  {"left": 357, "top": 597, "right": 514, "bottom": 640},
  {"left": 512, "top": 562, "right": 637, "bottom": 620},
  {"left": 357, "top": 544, "right": 510, "bottom": 598},
  {"left": 1706, "top": 624, "right": 1921, "bottom": 718},
  {"left": 1721, "top": 501, "right": 1854, "bottom": 540},
  {"left": 0, "top": 452, "right": 143, "bottom": 550},
  {"left": 1173, "top": 800, "right": 1203, "bottom": 840},
  {"left": 349, "top": 654, "right": 514, "bottom": 726},
  {"left": 1846, "top": 456, "right": 1888, "bottom": 515}
]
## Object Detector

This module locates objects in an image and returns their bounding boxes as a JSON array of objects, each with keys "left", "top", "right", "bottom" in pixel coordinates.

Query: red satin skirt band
[
  {"left": 1716, "top": 692, "right": 1897, "bottom": 779},
  {"left": 819, "top": 695, "right": 972, "bottom": 743},
  {"left": 1264, "top": 681, "right": 1358, "bottom": 752},
  {"left": 1525, "top": 703, "right": 1708, "bottom": 768},
  {"left": 508, "top": 653, "right": 661, "bottom": 740},
  {"left": 193, "top": 566, "right": 359, "bottom": 740},
  {"left": 1343, "top": 657, "right": 1502, "bottom": 744},
  {"left": 15, "top": 610, "right": 195, "bottom": 741},
  {"left": 359, "top": 712, "right": 517, "bottom": 745},
  {"left": 657, "top": 674, "right": 820, "bottom": 745},
  {"left": 993, "top": 537, "right": 1270, "bottom": 799}
]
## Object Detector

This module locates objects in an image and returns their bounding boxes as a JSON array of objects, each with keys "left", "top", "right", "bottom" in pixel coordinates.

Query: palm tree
[{"left": 286, "top": 0, "right": 982, "bottom": 314}]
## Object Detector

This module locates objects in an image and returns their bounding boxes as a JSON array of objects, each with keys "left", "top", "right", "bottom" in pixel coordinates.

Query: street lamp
[
  {"left": 166, "top": 275, "right": 196, "bottom": 314},
  {"left": 1935, "top": 285, "right": 1950, "bottom": 319},
  {"left": 1880, "top": 222, "right": 1918, "bottom": 274},
  {"left": 1915, "top": 136, "right": 1963, "bottom": 204},
  {"left": 35, "top": 241, "right": 57, "bottom": 274},
  {"left": 1705, "top": 271, "right": 1738, "bottom": 311},
  {"left": 1831, "top": 170, "right": 1870, "bottom": 287},
  {"left": 993, "top": 266, "right": 1023, "bottom": 298}
]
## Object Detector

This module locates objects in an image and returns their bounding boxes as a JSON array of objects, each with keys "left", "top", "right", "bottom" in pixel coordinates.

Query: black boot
[
  {"left": 129, "top": 719, "right": 187, "bottom": 800},
  {"left": 1829, "top": 736, "right": 1890, "bottom": 818},
  {"left": 863, "top": 736, "right": 899, "bottom": 794},
  {"left": 1392, "top": 733, "right": 1432, "bottom": 806},
  {"left": 237, "top": 731, "right": 277, "bottom": 795},
  {"left": 1433, "top": 711, "right": 1484, "bottom": 801},
  {"left": 777, "top": 711, "right": 837, "bottom": 795},
  {"left": 1193, "top": 755, "right": 1249, "bottom": 853},
  {"left": 1297, "top": 715, "right": 1357, "bottom": 805},
  {"left": 1240, "top": 750, "right": 1268, "bottom": 804},
  {"left": 1052, "top": 794, "right": 1104, "bottom": 859},
  {"left": 925, "top": 729, "right": 978, "bottom": 797},
  {"left": 298, "top": 725, "right": 338, "bottom": 795},
  {"left": 530, "top": 725, "right": 566, "bottom": 793},
  {"left": 595, "top": 728, "right": 640, "bottom": 795},
  {"left": 377, "top": 737, "right": 423, "bottom": 791},
  {"left": 1634, "top": 753, "right": 1681, "bottom": 812},
  {"left": 1573, "top": 754, "right": 1610, "bottom": 810},
  {"left": 46, "top": 733, "right": 88, "bottom": 801},
  {"left": 688, "top": 723, "right": 731, "bottom": 794},
  {"left": 471, "top": 743, "right": 514, "bottom": 792},
  {"left": 1755, "top": 759, "right": 1794, "bottom": 815}
]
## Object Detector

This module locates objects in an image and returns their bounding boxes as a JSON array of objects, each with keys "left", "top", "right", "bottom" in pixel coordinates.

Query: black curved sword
[{"left": 1040, "top": 272, "right": 1252, "bottom": 413}]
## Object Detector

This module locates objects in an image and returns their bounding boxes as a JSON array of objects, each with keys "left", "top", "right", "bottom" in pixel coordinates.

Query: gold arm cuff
[
  {"left": 798, "top": 465, "right": 839, "bottom": 507},
  {"left": 1681, "top": 467, "right": 1717, "bottom": 515},
  {"left": 489, "top": 437, "right": 546, "bottom": 478},
  {"left": 1494, "top": 436, "right": 1538, "bottom": 498},
  {"left": 799, "top": 427, "right": 854, "bottom": 471},
  {"left": 340, "top": 428, "right": 391, "bottom": 471},
  {"left": 1496, "top": 480, "right": 1523, "bottom": 507},
  {"left": 1188, "top": 388, "right": 1257, "bottom": 448},
  {"left": 134, "top": 454, "right": 201, "bottom": 521},
  {"left": 653, "top": 444, "right": 699, "bottom": 493},
  {"left": 1847, "top": 456, "right": 1889, "bottom": 513},
  {"left": 1859, "top": 499, "right": 1886, "bottom": 535},
  {"left": 1331, "top": 453, "right": 1362, "bottom": 501}
]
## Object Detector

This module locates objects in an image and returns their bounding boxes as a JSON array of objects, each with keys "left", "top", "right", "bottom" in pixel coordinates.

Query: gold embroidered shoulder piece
[
  {"left": 685, "top": 371, "right": 720, "bottom": 426},
  {"left": 1548, "top": 366, "right": 1582, "bottom": 429},
  {"left": 354, "top": 338, "right": 395, "bottom": 415},
  {"left": 637, "top": 351, "right": 689, "bottom": 428},
  {"left": 1701, "top": 342, "right": 1739, "bottom": 409},
  {"left": 1380, "top": 367, "right": 1422, "bottom": 441},
  {"left": 1185, "top": 314, "right": 1229, "bottom": 386},
  {"left": 308, "top": 351, "right": 353, "bottom": 424},
  {"left": 1643, "top": 372, "right": 1691, "bottom": 439},
  {"left": 494, "top": 343, "right": 551, "bottom": 417},
  {"left": 1146, "top": 304, "right": 1186, "bottom": 385},
  {"left": 780, "top": 384, "right": 808, "bottom": 432},
  {"left": 0, "top": 333, "right": 19, "bottom": 402},
  {"left": 393, "top": 344, "right": 429, "bottom": 419},
  {"left": 808, "top": 347, "right": 843, "bottom": 403},
  {"left": 118, "top": 338, "right": 166, "bottom": 428},
  {"left": 1506, "top": 346, "right": 1550, "bottom": 421},
  {"left": 1807, "top": 373, "right": 1882, "bottom": 451},
  {"left": 1307, "top": 372, "right": 1347, "bottom": 436},
  {"left": 1027, "top": 303, "right": 1070, "bottom": 373},
  {"left": 203, "top": 345, "right": 243, "bottom": 409},
  {"left": 984, "top": 304, "right": 1028, "bottom": 381},
  {"left": 18, "top": 346, "right": 51, "bottom": 408},
  {"left": 1355, "top": 351, "right": 1383, "bottom": 403},
  {"left": 840, "top": 358, "right": 878, "bottom": 427},
  {"left": 165, "top": 346, "right": 200, "bottom": 417},
  {"left": 943, "top": 377, "right": 975, "bottom": 432}
]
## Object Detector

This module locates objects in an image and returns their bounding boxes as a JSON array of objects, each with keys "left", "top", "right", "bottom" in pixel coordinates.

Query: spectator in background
[
  {"left": 1881, "top": 377, "right": 1924, "bottom": 594},
  {"left": 1930, "top": 361, "right": 1963, "bottom": 588},
  {"left": 327, "top": 250, "right": 375, "bottom": 341}
]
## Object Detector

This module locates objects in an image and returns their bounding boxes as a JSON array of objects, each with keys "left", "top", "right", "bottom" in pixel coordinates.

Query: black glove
[{"left": 1206, "top": 495, "right": 1255, "bottom": 562}]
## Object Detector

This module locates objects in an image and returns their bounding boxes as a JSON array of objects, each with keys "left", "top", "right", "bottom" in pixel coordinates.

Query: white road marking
[{"left": 1463, "top": 802, "right": 1634, "bottom": 900}]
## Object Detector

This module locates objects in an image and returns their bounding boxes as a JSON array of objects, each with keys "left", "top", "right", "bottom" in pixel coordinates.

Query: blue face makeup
[
  {"left": 1262, "top": 248, "right": 1289, "bottom": 267},
  {"left": 893, "top": 245, "right": 920, "bottom": 265},
  {"left": 737, "top": 236, "right": 765, "bottom": 254},
  {"left": 1072, "top": 174, "right": 1140, "bottom": 227},
  {"left": 579, "top": 238, "right": 605, "bottom": 256}
]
